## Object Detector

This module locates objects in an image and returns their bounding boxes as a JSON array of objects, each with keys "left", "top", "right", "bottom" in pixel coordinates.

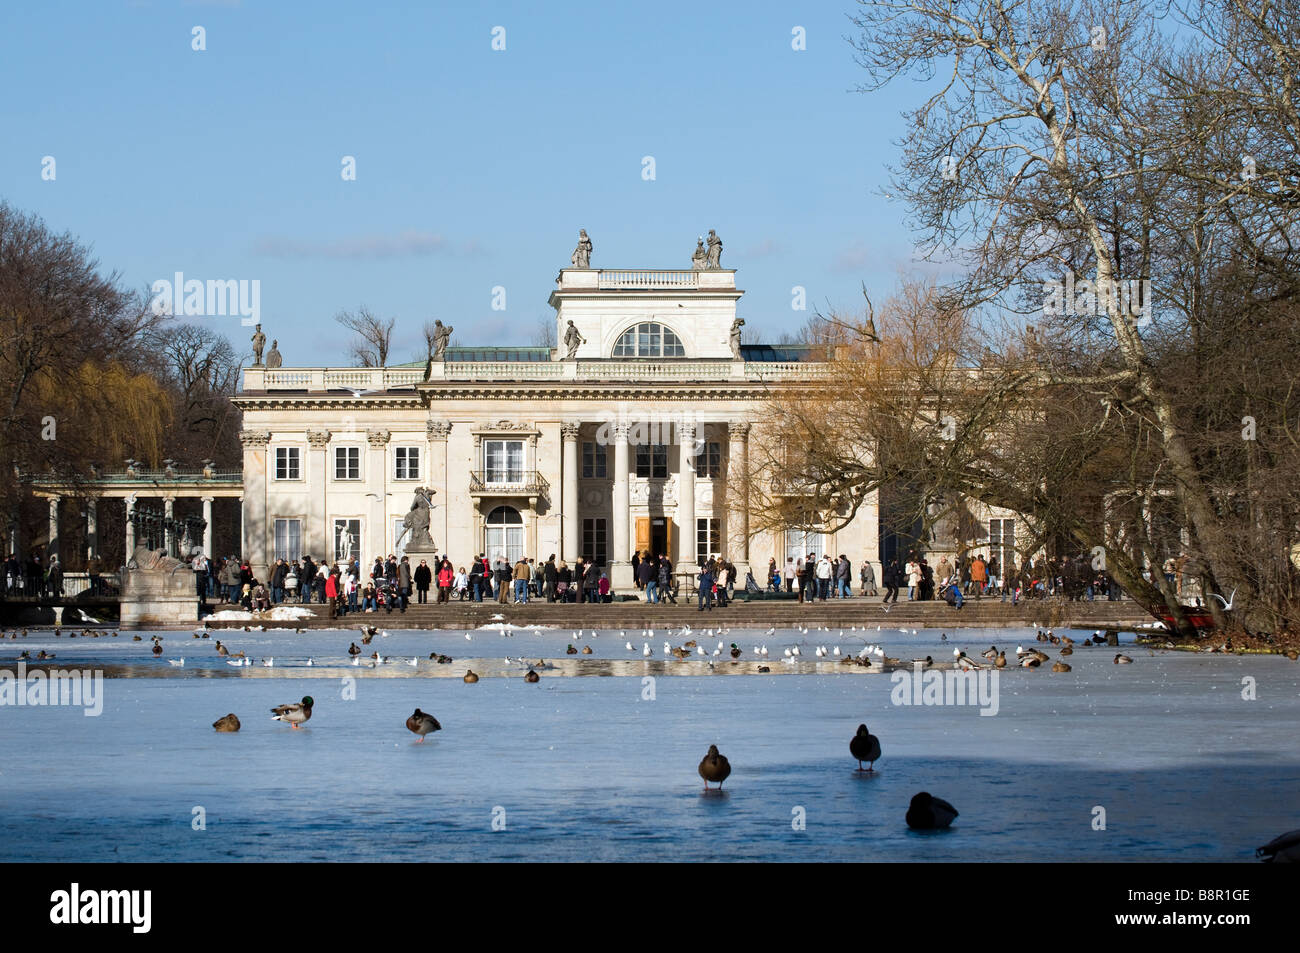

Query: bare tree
[
  {"left": 532, "top": 315, "right": 557, "bottom": 349},
  {"left": 335, "top": 306, "right": 394, "bottom": 367}
]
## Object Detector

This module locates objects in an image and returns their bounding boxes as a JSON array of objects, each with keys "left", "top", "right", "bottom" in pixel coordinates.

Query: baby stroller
[{"left": 375, "top": 579, "right": 399, "bottom": 612}]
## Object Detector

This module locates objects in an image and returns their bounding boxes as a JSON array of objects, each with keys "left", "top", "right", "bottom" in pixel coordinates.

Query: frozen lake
[{"left": 1, "top": 625, "right": 1296, "bottom": 861}]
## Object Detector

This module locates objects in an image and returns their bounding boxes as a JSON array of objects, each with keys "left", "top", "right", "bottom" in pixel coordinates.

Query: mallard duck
[
  {"left": 132, "top": 635, "right": 142, "bottom": 642},
  {"left": 1059, "top": 645, "right": 1073, "bottom": 656},
  {"left": 1114, "top": 653, "right": 1133, "bottom": 664},
  {"left": 270, "top": 696, "right": 314, "bottom": 729},
  {"left": 1256, "top": 829, "right": 1300, "bottom": 862},
  {"left": 215, "top": 640, "right": 228, "bottom": 656},
  {"left": 566, "top": 644, "right": 577, "bottom": 655},
  {"left": 213, "top": 713, "right": 241, "bottom": 733},
  {"left": 911, "top": 656, "right": 933, "bottom": 668},
  {"left": 698, "top": 744, "right": 731, "bottom": 790},
  {"left": 581, "top": 645, "right": 593, "bottom": 655},
  {"left": 757, "top": 665, "right": 770, "bottom": 673},
  {"left": 36, "top": 650, "right": 54, "bottom": 660},
  {"left": 982, "top": 646, "right": 998, "bottom": 659},
  {"left": 730, "top": 643, "right": 741, "bottom": 659},
  {"left": 463, "top": 670, "right": 479, "bottom": 683},
  {"left": 524, "top": 669, "right": 540, "bottom": 683},
  {"left": 347, "top": 642, "right": 361, "bottom": 656},
  {"left": 151, "top": 643, "right": 163, "bottom": 656},
  {"left": 850, "top": 724, "right": 882, "bottom": 772},
  {"left": 1021, "top": 657, "right": 1041, "bottom": 668},
  {"left": 405, "top": 708, "right": 441, "bottom": 741},
  {"left": 995, "top": 651, "right": 1007, "bottom": 668},
  {"left": 906, "top": 791, "right": 958, "bottom": 829},
  {"left": 1051, "top": 661, "right": 1071, "bottom": 672}
]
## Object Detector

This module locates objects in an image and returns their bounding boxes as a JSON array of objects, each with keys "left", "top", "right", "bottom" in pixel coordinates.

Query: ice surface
[{"left": 0, "top": 625, "right": 1296, "bottom": 861}]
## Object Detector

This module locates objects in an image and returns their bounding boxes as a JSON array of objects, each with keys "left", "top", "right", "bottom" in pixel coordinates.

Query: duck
[
  {"left": 911, "top": 656, "right": 933, "bottom": 668},
  {"left": 581, "top": 645, "right": 593, "bottom": 655},
  {"left": 405, "top": 708, "right": 441, "bottom": 742},
  {"left": 212, "top": 713, "right": 241, "bottom": 733},
  {"left": 698, "top": 745, "right": 731, "bottom": 791},
  {"left": 982, "top": 646, "right": 998, "bottom": 660},
  {"left": 132, "top": 635, "right": 142, "bottom": 642},
  {"left": 270, "top": 696, "right": 314, "bottom": 729},
  {"left": 1059, "top": 645, "right": 1073, "bottom": 656},
  {"left": 1021, "top": 657, "right": 1041, "bottom": 668},
  {"left": 524, "top": 669, "right": 540, "bottom": 683},
  {"left": 215, "top": 640, "right": 229, "bottom": 656},
  {"left": 36, "top": 650, "right": 54, "bottom": 660},
  {"left": 566, "top": 644, "right": 578, "bottom": 655},
  {"left": 1114, "top": 653, "right": 1133, "bottom": 664},
  {"left": 729, "top": 643, "right": 742, "bottom": 659},
  {"left": 463, "top": 670, "right": 479, "bottom": 684},
  {"left": 906, "top": 792, "right": 958, "bottom": 829},
  {"left": 1256, "top": 829, "right": 1300, "bottom": 863},
  {"left": 995, "top": 651, "right": 1007, "bottom": 668},
  {"left": 757, "top": 664, "right": 771, "bottom": 673},
  {"left": 850, "top": 724, "right": 882, "bottom": 772},
  {"left": 347, "top": 642, "right": 361, "bottom": 656},
  {"left": 1051, "top": 661, "right": 1072, "bottom": 672},
  {"left": 151, "top": 643, "right": 163, "bottom": 656}
]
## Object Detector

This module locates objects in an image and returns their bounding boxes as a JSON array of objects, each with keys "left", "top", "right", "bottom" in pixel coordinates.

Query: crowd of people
[{"left": 4, "top": 543, "right": 1128, "bottom": 615}]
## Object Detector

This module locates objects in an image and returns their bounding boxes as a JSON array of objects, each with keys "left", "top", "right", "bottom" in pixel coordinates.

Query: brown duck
[
  {"left": 405, "top": 708, "right": 441, "bottom": 741},
  {"left": 213, "top": 713, "right": 241, "bottom": 733},
  {"left": 698, "top": 744, "right": 731, "bottom": 790}
]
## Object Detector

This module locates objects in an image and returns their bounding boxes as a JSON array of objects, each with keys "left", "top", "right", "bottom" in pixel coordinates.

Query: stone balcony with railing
[
  {"left": 467, "top": 470, "right": 551, "bottom": 503},
  {"left": 242, "top": 358, "right": 827, "bottom": 392}
]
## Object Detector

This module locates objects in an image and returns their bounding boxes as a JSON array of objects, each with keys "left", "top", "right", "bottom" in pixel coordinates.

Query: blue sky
[{"left": 1, "top": 0, "right": 928, "bottom": 364}]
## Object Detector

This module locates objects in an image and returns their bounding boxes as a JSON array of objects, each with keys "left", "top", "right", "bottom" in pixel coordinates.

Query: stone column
[
  {"left": 728, "top": 421, "right": 751, "bottom": 578},
  {"left": 201, "top": 496, "right": 214, "bottom": 559},
  {"left": 427, "top": 419, "right": 451, "bottom": 553},
  {"left": 610, "top": 423, "right": 632, "bottom": 590},
  {"left": 561, "top": 422, "right": 580, "bottom": 562},
  {"left": 677, "top": 422, "right": 696, "bottom": 569},
  {"left": 85, "top": 498, "right": 98, "bottom": 560},
  {"left": 306, "top": 429, "right": 331, "bottom": 560},
  {"left": 163, "top": 497, "right": 175, "bottom": 555},
  {"left": 239, "top": 429, "right": 271, "bottom": 581},
  {"left": 124, "top": 494, "right": 137, "bottom": 558},
  {"left": 47, "top": 496, "right": 60, "bottom": 564},
  {"left": 366, "top": 429, "right": 390, "bottom": 562}
]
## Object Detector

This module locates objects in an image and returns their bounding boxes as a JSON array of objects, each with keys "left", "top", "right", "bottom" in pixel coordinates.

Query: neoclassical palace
[{"left": 232, "top": 261, "right": 883, "bottom": 592}]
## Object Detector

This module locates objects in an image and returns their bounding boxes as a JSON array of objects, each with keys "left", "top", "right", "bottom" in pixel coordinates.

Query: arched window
[
  {"left": 485, "top": 506, "right": 524, "bottom": 564},
  {"left": 612, "top": 322, "right": 685, "bottom": 358}
]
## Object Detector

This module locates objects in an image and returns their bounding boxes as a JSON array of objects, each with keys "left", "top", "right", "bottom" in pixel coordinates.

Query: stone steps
[{"left": 210, "top": 597, "right": 1151, "bottom": 631}]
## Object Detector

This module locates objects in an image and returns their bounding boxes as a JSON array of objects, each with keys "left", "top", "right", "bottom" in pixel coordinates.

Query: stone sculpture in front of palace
[
  {"left": 266, "top": 340, "right": 282, "bottom": 368},
  {"left": 571, "top": 229, "right": 593, "bottom": 268},
  {"left": 396, "top": 487, "right": 437, "bottom": 553},
  {"left": 691, "top": 238, "right": 707, "bottom": 270},
  {"left": 729, "top": 317, "right": 745, "bottom": 359},
  {"left": 431, "top": 320, "right": 453, "bottom": 361},
  {"left": 706, "top": 229, "right": 723, "bottom": 269},
  {"left": 121, "top": 545, "right": 198, "bottom": 626}
]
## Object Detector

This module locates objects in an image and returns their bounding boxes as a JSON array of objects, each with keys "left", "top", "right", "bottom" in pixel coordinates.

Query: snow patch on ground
[{"left": 205, "top": 606, "right": 316, "bottom": 622}]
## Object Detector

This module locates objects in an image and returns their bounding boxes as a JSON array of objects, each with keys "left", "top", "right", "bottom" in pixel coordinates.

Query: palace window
[
  {"left": 582, "top": 442, "right": 607, "bottom": 478},
  {"left": 334, "top": 446, "right": 361, "bottom": 480},
  {"left": 394, "top": 446, "right": 420, "bottom": 480},
  {"left": 696, "top": 517, "right": 720, "bottom": 566},
  {"left": 274, "top": 447, "right": 301, "bottom": 480},
  {"left": 484, "top": 506, "right": 524, "bottom": 564},
  {"left": 698, "top": 441, "right": 722, "bottom": 478},
  {"left": 483, "top": 439, "right": 524, "bottom": 484},
  {"left": 785, "top": 528, "right": 825, "bottom": 563},
  {"left": 612, "top": 322, "right": 686, "bottom": 358},
  {"left": 583, "top": 517, "right": 608, "bottom": 566},
  {"left": 333, "top": 519, "right": 361, "bottom": 562},
  {"left": 989, "top": 518, "right": 1016, "bottom": 573},
  {"left": 274, "top": 518, "right": 302, "bottom": 562},
  {"left": 635, "top": 443, "right": 668, "bottom": 478}
]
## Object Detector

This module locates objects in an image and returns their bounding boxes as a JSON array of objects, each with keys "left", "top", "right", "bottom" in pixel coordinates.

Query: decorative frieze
[
  {"left": 366, "top": 429, "right": 391, "bottom": 448},
  {"left": 239, "top": 430, "right": 270, "bottom": 449},
  {"left": 306, "top": 429, "right": 332, "bottom": 448},
  {"left": 426, "top": 419, "right": 452, "bottom": 440}
]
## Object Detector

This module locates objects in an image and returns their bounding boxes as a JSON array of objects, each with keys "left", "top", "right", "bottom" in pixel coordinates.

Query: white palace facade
[{"left": 231, "top": 262, "right": 884, "bottom": 593}]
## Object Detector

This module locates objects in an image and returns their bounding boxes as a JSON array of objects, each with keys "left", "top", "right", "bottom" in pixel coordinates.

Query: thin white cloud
[{"left": 253, "top": 230, "right": 482, "bottom": 260}]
